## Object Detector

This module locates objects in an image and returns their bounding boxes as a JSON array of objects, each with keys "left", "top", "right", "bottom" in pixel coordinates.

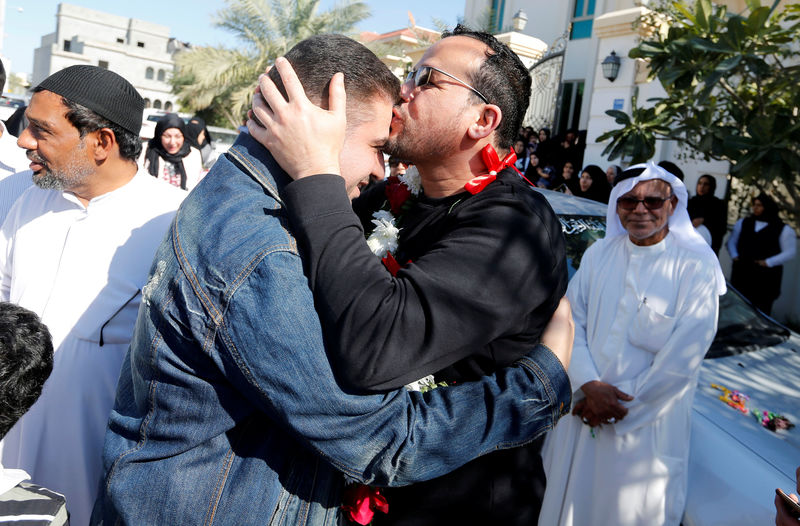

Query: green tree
[
  {"left": 172, "top": 0, "right": 370, "bottom": 129},
  {"left": 597, "top": 0, "right": 800, "bottom": 227}
]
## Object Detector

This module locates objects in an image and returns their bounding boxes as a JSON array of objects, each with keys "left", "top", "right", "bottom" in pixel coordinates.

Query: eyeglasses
[
  {"left": 404, "top": 65, "right": 489, "bottom": 104},
  {"left": 616, "top": 195, "right": 673, "bottom": 211}
]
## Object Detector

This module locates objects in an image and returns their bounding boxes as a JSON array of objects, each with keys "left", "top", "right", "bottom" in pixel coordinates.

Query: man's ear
[
  {"left": 467, "top": 104, "right": 502, "bottom": 141},
  {"left": 92, "top": 128, "right": 117, "bottom": 162}
]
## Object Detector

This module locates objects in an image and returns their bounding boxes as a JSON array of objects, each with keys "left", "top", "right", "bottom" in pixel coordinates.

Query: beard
[
  {"left": 384, "top": 104, "right": 465, "bottom": 163},
  {"left": 29, "top": 143, "right": 93, "bottom": 191}
]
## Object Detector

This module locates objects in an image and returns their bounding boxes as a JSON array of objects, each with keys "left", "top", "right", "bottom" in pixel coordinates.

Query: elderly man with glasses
[
  {"left": 249, "top": 25, "right": 570, "bottom": 525},
  {"left": 539, "top": 162, "right": 727, "bottom": 526}
]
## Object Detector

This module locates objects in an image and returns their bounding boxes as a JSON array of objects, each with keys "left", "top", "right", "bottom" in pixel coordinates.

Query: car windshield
[
  {"left": 0, "top": 97, "right": 24, "bottom": 108},
  {"left": 706, "top": 286, "right": 790, "bottom": 358},
  {"left": 559, "top": 214, "right": 790, "bottom": 358},
  {"left": 559, "top": 215, "right": 606, "bottom": 279}
]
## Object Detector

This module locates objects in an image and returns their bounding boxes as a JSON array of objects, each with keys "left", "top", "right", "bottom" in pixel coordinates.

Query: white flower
[
  {"left": 399, "top": 167, "right": 422, "bottom": 196},
  {"left": 366, "top": 211, "right": 400, "bottom": 256},
  {"left": 372, "top": 209, "right": 394, "bottom": 223}
]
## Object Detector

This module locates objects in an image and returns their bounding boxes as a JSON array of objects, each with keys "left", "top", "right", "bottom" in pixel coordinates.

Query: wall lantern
[
  {"left": 601, "top": 51, "right": 621, "bottom": 82},
  {"left": 512, "top": 9, "right": 528, "bottom": 31}
]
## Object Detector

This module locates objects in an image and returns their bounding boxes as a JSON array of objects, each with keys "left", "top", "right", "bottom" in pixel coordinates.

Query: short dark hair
[
  {"left": 32, "top": 86, "right": 142, "bottom": 162},
  {"left": 0, "top": 303, "right": 53, "bottom": 439},
  {"left": 267, "top": 34, "right": 400, "bottom": 125},
  {"left": 0, "top": 60, "right": 6, "bottom": 94},
  {"left": 441, "top": 25, "right": 532, "bottom": 149}
]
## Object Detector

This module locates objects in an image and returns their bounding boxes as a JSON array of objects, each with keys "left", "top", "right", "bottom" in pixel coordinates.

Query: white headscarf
[{"left": 607, "top": 162, "right": 726, "bottom": 295}]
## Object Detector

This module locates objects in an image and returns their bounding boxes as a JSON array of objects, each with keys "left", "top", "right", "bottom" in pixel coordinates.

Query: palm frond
[{"left": 173, "top": 0, "right": 369, "bottom": 122}]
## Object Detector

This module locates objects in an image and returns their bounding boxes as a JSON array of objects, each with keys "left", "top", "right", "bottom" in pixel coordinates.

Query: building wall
[
  {"left": 32, "top": 3, "right": 180, "bottom": 111},
  {"left": 464, "top": 0, "right": 569, "bottom": 48}
]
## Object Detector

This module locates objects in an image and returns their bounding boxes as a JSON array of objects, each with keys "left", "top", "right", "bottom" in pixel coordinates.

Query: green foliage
[
  {"left": 596, "top": 89, "right": 672, "bottom": 163},
  {"left": 600, "top": 0, "right": 800, "bottom": 226},
  {"left": 172, "top": 0, "right": 369, "bottom": 128}
]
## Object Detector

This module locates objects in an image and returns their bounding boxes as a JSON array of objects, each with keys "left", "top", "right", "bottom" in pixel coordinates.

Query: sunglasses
[
  {"left": 404, "top": 65, "right": 489, "bottom": 104},
  {"left": 616, "top": 195, "right": 673, "bottom": 211}
]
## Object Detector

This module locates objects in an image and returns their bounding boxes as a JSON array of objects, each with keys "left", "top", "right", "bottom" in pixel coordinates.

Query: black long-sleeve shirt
[
  {"left": 283, "top": 168, "right": 568, "bottom": 525},
  {"left": 284, "top": 169, "right": 568, "bottom": 391}
]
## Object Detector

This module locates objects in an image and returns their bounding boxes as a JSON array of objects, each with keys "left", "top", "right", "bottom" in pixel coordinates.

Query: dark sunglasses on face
[
  {"left": 404, "top": 65, "right": 489, "bottom": 103},
  {"left": 616, "top": 195, "right": 673, "bottom": 211}
]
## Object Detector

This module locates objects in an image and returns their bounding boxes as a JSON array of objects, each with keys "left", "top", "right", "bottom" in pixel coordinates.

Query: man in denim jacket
[{"left": 93, "top": 35, "right": 571, "bottom": 525}]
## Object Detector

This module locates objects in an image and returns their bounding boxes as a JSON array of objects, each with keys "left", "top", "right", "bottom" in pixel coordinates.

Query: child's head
[{"left": 0, "top": 303, "right": 53, "bottom": 439}]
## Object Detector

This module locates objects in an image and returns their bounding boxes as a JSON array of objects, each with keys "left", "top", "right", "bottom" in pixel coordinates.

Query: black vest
[{"left": 737, "top": 216, "right": 784, "bottom": 262}]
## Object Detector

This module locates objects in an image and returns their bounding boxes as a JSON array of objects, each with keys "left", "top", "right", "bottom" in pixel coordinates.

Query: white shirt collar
[{"left": 0, "top": 466, "right": 30, "bottom": 495}]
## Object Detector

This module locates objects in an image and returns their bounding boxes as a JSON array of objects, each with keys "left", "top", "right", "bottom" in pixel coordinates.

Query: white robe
[
  {"left": 0, "top": 171, "right": 184, "bottom": 526},
  {"left": 540, "top": 233, "right": 719, "bottom": 526}
]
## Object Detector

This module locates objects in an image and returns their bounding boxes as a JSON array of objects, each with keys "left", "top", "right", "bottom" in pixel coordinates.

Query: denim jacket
[{"left": 93, "top": 134, "right": 571, "bottom": 525}]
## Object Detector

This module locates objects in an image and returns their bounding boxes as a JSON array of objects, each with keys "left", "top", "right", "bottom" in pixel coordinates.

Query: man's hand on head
[{"left": 247, "top": 57, "right": 346, "bottom": 180}]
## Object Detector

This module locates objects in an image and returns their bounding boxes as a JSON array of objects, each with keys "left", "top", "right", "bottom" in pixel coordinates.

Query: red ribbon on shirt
[
  {"left": 342, "top": 484, "right": 389, "bottom": 525},
  {"left": 465, "top": 144, "right": 529, "bottom": 195},
  {"left": 382, "top": 252, "right": 402, "bottom": 276}
]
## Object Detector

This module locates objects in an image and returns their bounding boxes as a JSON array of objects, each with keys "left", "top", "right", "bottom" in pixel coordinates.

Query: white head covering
[{"left": 608, "top": 161, "right": 726, "bottom": 295}]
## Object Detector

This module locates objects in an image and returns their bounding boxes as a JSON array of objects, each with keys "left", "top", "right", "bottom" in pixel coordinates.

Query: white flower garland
[{"left": 365, "top": 167, "right": 421, "bottom": 257}]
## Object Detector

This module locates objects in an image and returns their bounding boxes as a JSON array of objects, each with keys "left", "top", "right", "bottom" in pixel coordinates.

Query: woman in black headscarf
[
  {"left": 559, "top": 160, "right": 580, "bottom": 195},
  {"left": 140, "top": 113, "right": 205, "bottom": 191},
  {"left": 727, "top": 193, "right": 797, "bottom": 314},
  {"left": 572, "top": 164, "right": 611, "bottom": 203},
  {"left": 687, "top": 174, "right": 727, "bottom": 253},
  {"left": 524, "top": 151, "right": 541, "bottom": 185},
  {"left": 185, "top": 116, "right": 215, "bottom": 167},
  {"left": 535, "top": 127, "right": 554, "bottom": 167}
]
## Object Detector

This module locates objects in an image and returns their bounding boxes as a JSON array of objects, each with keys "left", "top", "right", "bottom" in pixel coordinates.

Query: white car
[
  {"left": 206, "top": 125, "right": 240, "bottom": 165},
  {"left": 0, "top": 95, "right": 26, "bottom": 121},
  {"left": 537, "top": 188, "right": 800, "bottom": 525}
]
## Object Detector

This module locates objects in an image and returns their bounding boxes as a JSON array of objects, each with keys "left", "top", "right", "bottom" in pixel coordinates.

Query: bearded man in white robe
[
  {"left": 540, "top": 162, "right": 726, "bottom": 525},
  {"left": 0, "top": 66, "right": 184, "bottom": 526}
]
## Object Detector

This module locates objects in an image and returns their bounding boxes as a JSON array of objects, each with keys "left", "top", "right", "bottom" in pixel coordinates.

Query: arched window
[
  {"left": 144, "top": 98, "right": 152, "bottom": 108},
  {"left": 145, "top": 67, "right": 154, "bottom": 80},
  {"left": 157, "top": 69, "right": 166, "bottom": 82},
  {"left": 164, "top": 101, "right": 173, "bottom": 112},
  {"left": 153, "top": 99, "right": 162, "bottom": 109}
]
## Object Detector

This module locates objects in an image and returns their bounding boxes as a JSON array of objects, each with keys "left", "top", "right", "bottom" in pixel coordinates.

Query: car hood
[{"left": 694, "top": 337, "right": 800, "bottom": 480}]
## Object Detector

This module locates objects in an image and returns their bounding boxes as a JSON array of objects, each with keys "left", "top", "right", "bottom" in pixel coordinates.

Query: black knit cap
[{"left": 36, "top": 65, "right": 144, "bottom": 136}]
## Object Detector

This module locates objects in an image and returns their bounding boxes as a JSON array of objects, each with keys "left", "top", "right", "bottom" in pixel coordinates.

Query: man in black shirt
[{"left": 250, "top": 25, "right": 568, "bottom": 525}]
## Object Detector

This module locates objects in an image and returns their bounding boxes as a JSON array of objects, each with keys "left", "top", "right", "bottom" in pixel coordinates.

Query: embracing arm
[
  {"left": 246, "top": 59, "right": 565, "bottom": 390},
  {"left": 282, "top": 175, "right": 564, "bottom": 391},
  {"left": 220, "top": 251, "right": 572, "bottom": 486}
]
